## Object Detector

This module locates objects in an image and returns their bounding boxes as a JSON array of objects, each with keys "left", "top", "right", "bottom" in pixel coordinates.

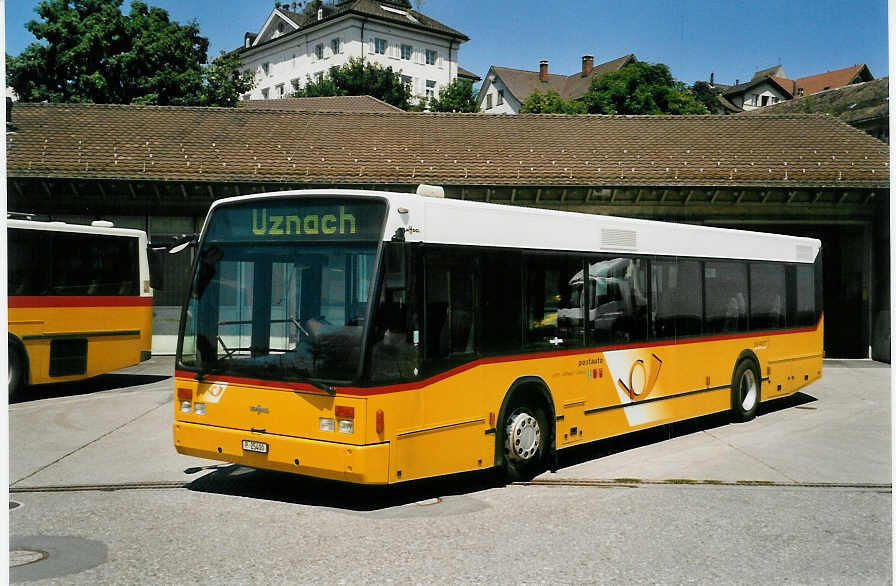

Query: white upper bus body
[
  {"left": 7, "top": 218, "right": 154, "bottom": 297},
  {"left": 203, "top": 188, "right": 821, "bottom": 265}
]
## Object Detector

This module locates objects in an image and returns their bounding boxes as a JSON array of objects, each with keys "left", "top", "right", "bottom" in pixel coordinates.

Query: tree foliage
[
  {"left": 690, "top": 81, "right": 721, "bottom": 113},
  {"left": 582, "top": 62, "right": 707, "bottom": 115},
  {"left": 521, "top": 88, "right": 586, "bottom": 114},
  {"left": 6, "top": 0, "right": 254, "bottom": 106},
  {"left": 427, "top": 78, "right": 477, "bottom": 112},
  {"left": 292, "top": 57, "right": 413, "bottom": 110}
]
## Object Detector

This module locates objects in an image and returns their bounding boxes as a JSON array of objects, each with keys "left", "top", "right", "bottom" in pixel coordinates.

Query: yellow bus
[
  {"left": 8, "top": 217, "right": 156, "bottom": 397},
  {"left": 173, "top": 188, "right": 823, "bottom": 484}
]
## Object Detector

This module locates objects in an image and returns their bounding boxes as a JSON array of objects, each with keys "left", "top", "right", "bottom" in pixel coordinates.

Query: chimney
[
  {"left": 539, "top": 60, "right": 549, "bottom": 82},
  {"left": 710, "top": 72, "right": 714, "bottom": 86},
  {"left": 582, "top": 55, "right": 594, "bottom": 76}
]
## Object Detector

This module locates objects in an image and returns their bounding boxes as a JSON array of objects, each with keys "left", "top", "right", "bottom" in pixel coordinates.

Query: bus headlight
[
  {"left": 319, "top": 418, "right": 335, "bottom": 432},
  {"left": 338, "top": 419, "right": 354, "bottom": 434}
]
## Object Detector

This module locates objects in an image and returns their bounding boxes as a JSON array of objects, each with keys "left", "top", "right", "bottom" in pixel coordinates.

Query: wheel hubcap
[
  {"left": 740, "top": 369, "right": 757, "bottom": 411},
  {"left": 506, "top": 411, "right": 541, "bottom": 461}
]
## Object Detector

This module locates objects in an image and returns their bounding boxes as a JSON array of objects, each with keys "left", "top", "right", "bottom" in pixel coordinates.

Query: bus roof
[
  {"left": 7, "top": 218, "right": 148, "bottom": 240},
  {"left": 206, "top": 189, "right": 822, "bottom": 264}
]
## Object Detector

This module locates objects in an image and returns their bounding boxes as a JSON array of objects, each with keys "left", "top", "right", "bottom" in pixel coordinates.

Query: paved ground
[{"left": 8, "top": 358, "right": 892, "bottom": 584}]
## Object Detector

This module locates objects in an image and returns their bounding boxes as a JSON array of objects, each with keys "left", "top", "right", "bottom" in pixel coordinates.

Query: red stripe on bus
[
  {"left": 8, "top": 296, "right": 153, "bottom": 308},
  {"left": 174, "top": 316, "right": 822, "bottom": 398}
]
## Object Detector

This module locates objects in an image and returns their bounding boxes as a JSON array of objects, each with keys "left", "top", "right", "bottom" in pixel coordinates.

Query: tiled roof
[
  {"left": 457, "top": 66, "right": 481, "bottom": 82},
  {"left": 795, "top": 65, "right": 871, "bottom": 96},
  {"left": 491, "top": 55, "right": 636, "bottom": 103},
  {"left": 741, "top": 77, "right": 889, "bottom": 126},
  {"left": 6, "top": 103, "right": 888, "bottom": 189},
  {"left": 239, "top": 96, "right": 403, "bottom": 113},
  {"left": 243, "top": 0, "right": 467, "bottom": 53},
  {"left": 722, "top": 76, "right": 794, "bottom": 100}
]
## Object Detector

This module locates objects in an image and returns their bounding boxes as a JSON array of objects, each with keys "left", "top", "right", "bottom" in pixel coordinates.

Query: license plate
[{"left": 242, "top": 439, "right": 269, "bottom": 454}]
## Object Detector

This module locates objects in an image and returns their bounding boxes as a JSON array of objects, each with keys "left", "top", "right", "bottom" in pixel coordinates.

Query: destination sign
[{"left": 205, "top": 199, "right": 386, "bottom": 242}]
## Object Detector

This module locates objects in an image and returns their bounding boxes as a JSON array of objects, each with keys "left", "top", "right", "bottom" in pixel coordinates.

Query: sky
[{"left": 4, "top": 0, "right": 890, "bottom": 86}]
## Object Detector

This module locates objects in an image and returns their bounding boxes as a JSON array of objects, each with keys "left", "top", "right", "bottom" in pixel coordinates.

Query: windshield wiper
[{"left": 306, "top": 379, "right": 336, "bottom": 395}]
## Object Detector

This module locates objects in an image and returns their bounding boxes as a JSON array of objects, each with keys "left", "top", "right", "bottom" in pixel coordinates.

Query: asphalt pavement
[{"left": 8, "top": 357, "right": 892, "bottom": 584}]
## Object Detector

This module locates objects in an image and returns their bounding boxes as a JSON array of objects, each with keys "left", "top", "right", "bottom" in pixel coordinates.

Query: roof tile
[{"left": 6, "top": 103, "right": 889, "bottom": 189}]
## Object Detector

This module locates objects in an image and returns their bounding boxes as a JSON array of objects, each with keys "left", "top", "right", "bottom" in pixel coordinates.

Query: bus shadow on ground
[
  {"left": 556, "top": 391, "right": 818, "bottom": 471},
  {"left": 10, "top": 374, "right": 171, "bottom": 404},
  {"left": 185, "top": 464, "right": 504, "bottom": 511},
  {"left": 183, "top": 392, "right": 816, "bottom": 510}
]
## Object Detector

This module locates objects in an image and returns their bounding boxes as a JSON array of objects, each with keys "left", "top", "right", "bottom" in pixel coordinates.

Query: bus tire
[
  {"left": 502, "top": 401, "right": 549, "bottom": 482},
  {"left": 730, "top": 358, "right": 760, "bottom": 422},
  {"left": 8, "top": 337, "right": 26, "bottom": 400}
]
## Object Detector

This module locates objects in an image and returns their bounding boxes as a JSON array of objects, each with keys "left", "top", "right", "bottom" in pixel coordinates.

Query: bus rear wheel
[
  {"left": 502, "top": 404, "right": 548, "bottom": 482},
  {"left": 8, "top": 341, "right": 25, "bottom": 400},
  {"left": 730, "top": 359, "right": 760, "bottom": 422}
]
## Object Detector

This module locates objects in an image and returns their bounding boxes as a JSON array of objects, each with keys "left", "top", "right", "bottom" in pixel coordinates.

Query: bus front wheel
[
  {"left": 502, "top": 404, "right": 548, "bottom": 482},
  {"left": 730, "top": 359, "right": 760, "bottom": 422},
  {"left": 8, "top": 340, "right": 25, "bottom": 399}
]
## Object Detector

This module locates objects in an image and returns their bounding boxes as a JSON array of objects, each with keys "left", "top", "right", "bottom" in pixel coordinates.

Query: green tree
[
  {"left": 428, "top": 78, "right": 477, "bottom": 112},
  {"left": 582, "top": 62, "right": 707, "bottom": 115},
  {"left": 7, "top": 0, "right": 253, "bottom": 106},
  {"left": 292, "top": 57, "right": 413, "bottom": 110},
  {"left": 690, "top": 81, "right": 720, "bottom": 113},
  {"left": 521, "top": 88, "right": 586, "bottom": 114}
]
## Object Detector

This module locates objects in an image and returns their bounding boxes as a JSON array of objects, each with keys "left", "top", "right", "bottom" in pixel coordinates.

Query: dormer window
[{"left": 277, "top": 22, "right": 284, "bottom": 33}]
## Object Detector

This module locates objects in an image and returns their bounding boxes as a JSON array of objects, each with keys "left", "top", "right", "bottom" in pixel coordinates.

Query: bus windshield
[{"left": 178, "top": 198, "right": 386, "bottom": 384}]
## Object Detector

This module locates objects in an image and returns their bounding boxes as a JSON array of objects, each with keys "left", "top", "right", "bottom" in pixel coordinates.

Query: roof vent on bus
[
  {"left": 416, "top": 184, "right": 444, "bottom": 198},
  {"left": 600, "top": 228, "right": 638, "bottom": 250},
  {"left": 796, "top": 245, "right": 814, "bottom": 262},
  {"left": 91, "top": 220, "right": 114, "bottom": 228}
]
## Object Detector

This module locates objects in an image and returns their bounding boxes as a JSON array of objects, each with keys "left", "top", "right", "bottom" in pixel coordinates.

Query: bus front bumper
[{"left": 173, "top": 421, "right": 390, "bottom": 484}]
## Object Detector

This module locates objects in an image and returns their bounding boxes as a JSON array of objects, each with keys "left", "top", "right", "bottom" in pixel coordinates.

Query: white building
[{"left": 236, "top": 0, "right": 471, "bottom": 104}]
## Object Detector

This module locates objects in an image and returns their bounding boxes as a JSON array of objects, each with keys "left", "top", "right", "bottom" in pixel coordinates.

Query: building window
[
  {"left": 242, "top": 93, "right": 251, "bottom": 101},
  {"left": 331, "top": 38, "right": 340, "bottom": 55},
  {"left": 314, "top": 72, "right": 324, "bottom": 83},
  {"left": 426, "top": 80, "right": 436, "bottom": 100},
  {"left": 401, "top": 75, "right": 412, "bottom": 87},
  {"left": 375, "top": 38, "right": 387, "bottom": 55},
  {"left": 761, "top": 95, "right": 769, "bottom": 106},
  {"left": 315, "top": 43, "right": 324, "bottom": 60},
  {"left": 275, "top": 83, "right": 285, "bottom": 98},
  {"left": 277, "top": 22, "right": 284, "bottom": 33},
  {"left": 425, "top": 49, "right": 437, "bottom": 65},
  {"left": 401, "top": 44, "right": 412, "bottom": 60},
  {"left": 497, "top": 89, "right": 504, "bottom": 105},
  {"left": 262, "top": 62, "right": 270, "bottom": 76},
  {"left": 486, "top": 94, "right": 493, "bottom": 109},
  {"left": 261, "top": 88, "right": 269, "bottom": 99}
]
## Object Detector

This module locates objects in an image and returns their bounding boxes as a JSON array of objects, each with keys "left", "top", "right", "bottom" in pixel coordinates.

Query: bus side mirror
[
  {"left": 148, "top": 245, "right": 167, "bottom": 290},
  {"left": 169, "top": 233, "right": 197, "bottom": 255}
]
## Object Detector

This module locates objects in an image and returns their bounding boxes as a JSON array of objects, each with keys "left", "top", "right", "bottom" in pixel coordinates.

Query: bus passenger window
[
  {"left": 423, "top": 249, "right": 477, "bottom": 364},
  {"left": 794, "top": 265, "right": 815, "bottom": 326},
  {"left": 525, "top": 254, "right": 584, "bottom": 349},
  {"left": 704, "top": 261, "right": 748, "bottom": 334},
  {"left": 750, "top": 262, "right": 788, "bottom": 330},
  {"left": 587, "top": 257, "right": 648, "bottom": 344}
]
